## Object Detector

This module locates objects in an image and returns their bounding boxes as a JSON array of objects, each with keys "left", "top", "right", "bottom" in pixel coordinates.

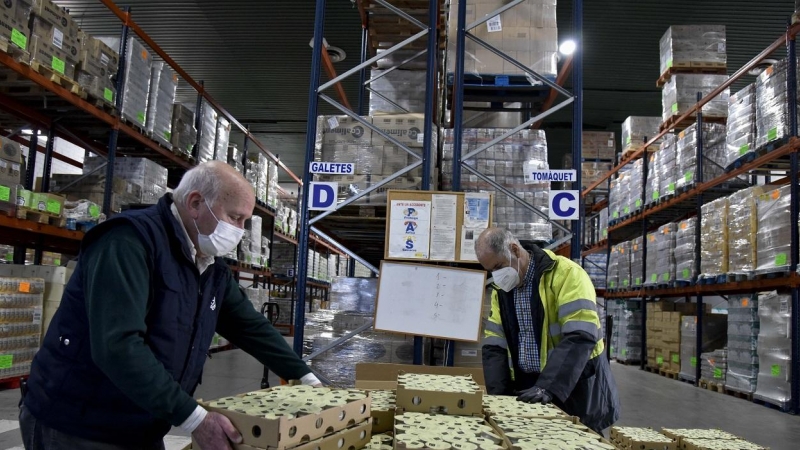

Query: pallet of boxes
[
  {"left": 646, "top": 301, "right": 703, "bottom": 378},
  {"left": 0, "top": 0, "right": 30, "bottom": 57},
  {"left": 26, "top": 0, "right": 84, "bottom": 94},
  {"left": 0, "top": 136, "right": 24, "bottom": 217}
]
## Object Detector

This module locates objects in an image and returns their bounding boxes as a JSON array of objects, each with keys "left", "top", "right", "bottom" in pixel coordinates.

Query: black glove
[{"left": 516, "top": 386, "right": 553, "bottom": 404}]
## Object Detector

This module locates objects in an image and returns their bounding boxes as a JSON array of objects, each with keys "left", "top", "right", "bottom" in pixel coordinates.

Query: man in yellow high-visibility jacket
[{"left": 476, "top": 227, "right": 619, "bottom": 434}]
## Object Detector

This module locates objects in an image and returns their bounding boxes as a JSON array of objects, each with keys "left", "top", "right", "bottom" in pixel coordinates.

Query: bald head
[
  {"left": 475, "top": 227, "right": 518, "bottom": 261},
  {"left": 174, "top": 160, "right": 253, "bottom": 208}
]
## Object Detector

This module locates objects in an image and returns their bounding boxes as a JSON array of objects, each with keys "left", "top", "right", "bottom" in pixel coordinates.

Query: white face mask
[
  {"left": 492, "top": 254, "right": 521, "bottom": 293},
  {"left": 193, "top": 201, "right": 245, "bottom": 257}
]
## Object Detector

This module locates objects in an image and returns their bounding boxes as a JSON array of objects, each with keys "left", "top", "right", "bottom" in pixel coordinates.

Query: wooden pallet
[
  {"left": 656, "top": 63, "right": 728, "bottom": 87},
  {"left": 17, "top": 209, "right": 66, "bottom": 228},
  {"left": 121, "top": 116, "right": 147, "bottom": 135},
  {"left": 613, "top": 358, "right": 641, "bottom": 366},
  {"left": 723, "top": 387, "right": 754, "bottom": 402},
  {"left": 0, "top": 38, "right": 29, "bottom": 60},
  {"left": 699, "top": 379, "right": 725, "bottom": 393},
  {"left": 29, "top": 60, "right": 85, "bottom": 98},
  {"left": 86, "top": 91, "right": 117, "bottom": 114},
  {"left": 659, "top": 368, "right": 680, "bottom": 380},
  {"left": 621, "top": 144, "right": 659, "bottom": 159},
  {"left": 659, "top": 114, "right": 727, "bottom": 133}
]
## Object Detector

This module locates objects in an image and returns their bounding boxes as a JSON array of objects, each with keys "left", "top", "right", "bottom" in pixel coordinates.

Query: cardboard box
[
  {"left": 28, "top": 34, "right": 76, "bottom": 79},
  {"left": 454, "top": 341, "right": 483, "bottom": 368},
  {"left": 371, "top": 114, "right": 425, "bottom": 149},
  {"left": 78, "top": 32, "right": 119, "bottom": 78},
  {"left": 20, "top": 191, "right": 64, "bottom": 216},
  {"left": 29, "top": 15, "right": 80, "bottom": 58},
  {"left": 31, "top": 0, "right": 79, "bottom": 37},
  {"left": 0, "top": 137, "right": 23, "bottom": 189},
  {"left": 396, "top": 372, "right": 483, "bottom": 415},
  {"left": 321, "top": 115, "right": 371, "bottom": 147},
  {"left": 200, "top": 390, "right": 371, "bottom": 450},
  {"left": 0, "top": 13, "right": 29, "bottom": 52},
  {"left": 355, "top": 363, "right": 486, "bottom": 391},
  {"left": 191, "top": 420, "right": 372, "bottom": 450}
]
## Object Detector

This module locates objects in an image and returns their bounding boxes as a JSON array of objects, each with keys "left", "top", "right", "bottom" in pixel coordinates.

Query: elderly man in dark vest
[{"left": 21, "top": 161, "right": 319, "bottom": 450}]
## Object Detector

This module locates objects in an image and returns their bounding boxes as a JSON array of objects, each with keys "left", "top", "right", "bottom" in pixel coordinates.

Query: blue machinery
[{"left": 295, "top": 0, "right": 583, "bottom": 366}]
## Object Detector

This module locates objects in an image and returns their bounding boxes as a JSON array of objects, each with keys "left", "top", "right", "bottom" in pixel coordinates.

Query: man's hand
[
  {"left": 516, "top": 386, "right": 553, "bottom": 404},
  {"left": 192, "top": 412, "right": 243, "bottom": 450}
]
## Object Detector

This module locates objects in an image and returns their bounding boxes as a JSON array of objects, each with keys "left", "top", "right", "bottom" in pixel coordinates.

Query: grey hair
[
  {"left": 173, "top": 163, "right": 222, "bottom": 207},
  {"left": 476, "top": 228, "right": 520, "bottom": 261}
]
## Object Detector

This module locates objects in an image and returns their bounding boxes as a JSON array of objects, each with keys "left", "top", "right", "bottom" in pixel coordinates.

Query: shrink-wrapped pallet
[
  {"left": 611, "top": 300, "right": 642, "bottom": 363},
  {"left": 726, "top": 83, "right": 757, "bottom": 167},
  {"left": 655, "top": 223, "right": 677, "bottom": 284},
  {"left": 754, "top": 291, "right": 791, "bottom": 409},
  {"left": 676, "top": 122, "right": 727, "bottom": 190},
  {"left": 618, "top": 240, "right": 632, "bottom": 289},
  {"left": 700, "top": 197, "right": 729, "bottom": 279},
  {"left": 727, "top": 186, "right": 764, "bottom": 276},
  {"left": 120, "top": 37, "right": 152, "bottom": 129},
  {"left": 630, "top": 236, "right": 644, "bottom": 287},
  {"left": 197, "top": 101, "right": 218, "bottom": 163},
  {"left": 607, "top": 244, "right": 620, "bottom": 290},
  {"left": 645, "top": 152, "right": 659, "bottom": 207},
  {"left": 662, "top": 74, "right": 729, "bottom": 122},
  {"left": 727, "top": 294, "right": 760, "bottom": 394},
  {"left": 755, "top": 185, "right": 793, "bottom": 274},
  {"left": 609, "top": 177, "right": 624, "bottom": 221},
  {"left": 755, "top": 58, "right": 800, "bottom": 150},
  {"left": 626, "top": 159, "right": 644, "bottom": 215},
  {"left": 622, "top": 116, "right": 662, "bottom": 154},
  {"left": 658, "top": 134, "right": 678, "bottom": 200},
  {"left": 644, "top": 231, "right": 659, "bottom": 286},
  {"left": 675, "top": 217, "right": 697, "bottom": 283},
  {"left": 145, "top": 62, "right": 177, "bottom": 150},
  {"left": 659, "top": 25, "right": 727, "bottom": 75}
]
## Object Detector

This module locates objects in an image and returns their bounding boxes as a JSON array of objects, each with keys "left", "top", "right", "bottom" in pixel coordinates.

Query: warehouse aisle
[{"left": 0, "top": 351, "right": 795, "bottom": 449}]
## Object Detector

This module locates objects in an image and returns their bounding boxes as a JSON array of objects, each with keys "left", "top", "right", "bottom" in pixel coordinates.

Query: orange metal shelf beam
[
  {"left": 0, "top": 214, "right": 84, "bottom": 242},
  {"left": 581, "top": 241, "right": 607, "bottom": 258},
  {"left": 604, "top": 273, "right": 797, "bottom": 299},
  {"left": 533, "top": 54, "right": 573, "bottom": 129},
  {"left": 583, "top": 22, "right": 800, "bottom": 197}
]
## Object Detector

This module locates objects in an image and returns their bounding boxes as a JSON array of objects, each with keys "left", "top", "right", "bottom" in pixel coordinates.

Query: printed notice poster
[
  {"left": 432, "top": 194, "right": 457, "bottom": 229},
  {"left": 460, "top": 227, "right": 479, "bottom": 261},
  {"left": 464, "top": 192, "right": 491, "bottom": 229},
  {"left": 430, "top": 228, "right": 456, "bottom": 261},
  {"left": 430, "top": 194, "right": 457, "bottom": 261},
  {"left": 388, "top": 200, "right": 431, "bottom": 259}
]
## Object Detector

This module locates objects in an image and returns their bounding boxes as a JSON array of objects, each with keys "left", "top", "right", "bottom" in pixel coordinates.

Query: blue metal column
[
  {"left": 358, "top": 26, "right": 369, "bottom": 116},
  {"left": 451, "top": 0, "right": 468, "bottom": 192},
  {"left": 23, "top": 128, "right": 38, "bottom": 190},
  {"left": 414, "top": 0, "right": 440, "bottom": 366},
  {"left": 294, "top": 0, "right": 328, "bottom": 356},
  {"left": 193, "top": 81, "right": 205, "bottom": 161},
  {"left": 105, "top": 10, "right": 130, "bottom": 216},
  {"left": 785, "top": 32, "right": 799, "bottom": 414},
  {"left": 570, "top": 0, "right": 583, "bottom": 261},
  {"left": 694, "top": 91, "right": 704, "bottom": 386}
]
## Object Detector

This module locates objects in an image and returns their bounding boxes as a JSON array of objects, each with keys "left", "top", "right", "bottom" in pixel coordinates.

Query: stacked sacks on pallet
[{"left": 726, "top": 185, "right": 764, "bottom": 279}]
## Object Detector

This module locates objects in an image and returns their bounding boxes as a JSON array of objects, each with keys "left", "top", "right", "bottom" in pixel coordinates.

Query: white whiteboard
[{"left": 374, "top": 261, "right": 487, "bottom": 342}]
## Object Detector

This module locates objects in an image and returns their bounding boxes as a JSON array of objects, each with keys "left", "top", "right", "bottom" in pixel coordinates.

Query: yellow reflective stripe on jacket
[{"left": 484, "top": 288, "right": 515, "bottom": 378}]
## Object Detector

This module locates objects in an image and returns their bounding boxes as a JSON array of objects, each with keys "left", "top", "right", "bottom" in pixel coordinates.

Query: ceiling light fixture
[{"left": 559, "top": 40, "right": 576, "bottom": 56}]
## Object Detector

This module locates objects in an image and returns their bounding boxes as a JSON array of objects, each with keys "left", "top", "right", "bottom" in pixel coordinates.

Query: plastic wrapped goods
[
  {"left": 170, "top": 104, "right": 197, "bottom": 158},
  {"left": 446, "top": 0, "right": 558, "bottom": 77},
  {"left": 582, "top": 131, "right": 616, "bottom": 160},
  {"left": 662, "top": 74, "right": 729, "bottom": 122},
  {"left": 76, "top": 32, "right": 119, "bottom": 107},
  {"left": 329, "top": 278, "right": 378, "bottom": 313},
  {"left": 645, "top": 152, "right": 659, "bottom": 207},
  {"left": 659, "top": 25, "right": 727, "bottom": 75},
  {"left": 700, "top": 197, "right": 729, "bottom": 279},
  {"left": 368, "top": 69, "right": 427, "bottom": 115},
  {"left": 622, "top": 116, "right": 662, "bottom": 153},
  {"left": 658, "top": 134, "right": 678, "bottom": 200},
  {"left": 700, "top": 349, "right": 728, "bottom": 385},
  {"left": 583, "top": 253, "right": 607, "bottom": 289},
  {"left": 756, "top": 185, "right": 794, "bottom": 274},
  {"left": 676, "top": 123, "right": 727, "bottom": 190},
  {"left": 726, "top": 84, "right": 757, "bottom": 167},
  {"left": 618, "top": 241, "right": 632, "bottom": 289},
  {"left": 755, "top": 58, "right": 800, "bottom": 150},
  {"left": 197, "top": 101, "right": 218, "bottom": 164},
  {"left": 754, "top": 292, "right": 791, "bottom": 408},
  {"left": 611, "top": 300, "right": 642, "bottom": 363},
  {"left": 680, "top": 314, "right": 728, "bottom": 382},
  {"left": 675, "top": 217, "right": 697, "bottom": 283},
  {"left": 215, "top": 118, "right": 232, "bottom": 162},
  {"left": 727, "top": 295, "right": 760, "bottom": 394},
  {"left": 84, "top": 157, "right": 167, "bottom": 205},
  {"left": 609, "top": 177, "right": 623, "bottom": 222},
  {"left": 607, "top": 244, "right": 620, "bottom": 290},
  {"left": 656, "top": 223, "right": 677, "bottom": 284},
  {"left": 644, "top": 231, "right": 659, "bottom": 287},
  {"left": 145, "top": 62, "right": 178, "bottom": 149},
  {"left": 727, "top": 186, "right": 764, "bottom": 276},
  {"left": 625, "top": 159, "right": 644, "bottom": 215},
  {"left": 629, "top": 237, "right": 644, "bottom": 287},
  {"left": 120, "top": 37, "right": 152, "bottom": 129},
  {"left": 0, "top": 276, "right": 44, "bottom": 379}
]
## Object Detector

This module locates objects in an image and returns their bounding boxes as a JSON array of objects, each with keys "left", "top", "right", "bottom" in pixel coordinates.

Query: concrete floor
[{"left": 0, "top": 351, "right": 794, "bottom": 449}]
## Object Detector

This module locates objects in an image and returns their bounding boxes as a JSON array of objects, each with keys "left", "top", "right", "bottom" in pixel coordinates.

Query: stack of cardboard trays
[
  {"left": 0, "top": 0, "right": 31, "bottom": 55},
  {"left": 0, "top": 271, "right": 50, "bottom": 380},
  {"left": 76, "top": 32, "right": 119, "bottom": 107},
  {"left": 659, "top": 25, "right": 727, "bottom": 75},
  {"left": 28, "top": 0, "right": 81, "bottom": 81},
  {"left": 581, "top": 131, "right": 616, "bottom": 161},
  {"left": 661, "top": 429, "right": 767, "bottom": 450},
  {"left": 647, "top": 301, "right": 700, "bottom": 372},
  {"left": 611, "top": 427, "right": 677, "bottom": 450}
]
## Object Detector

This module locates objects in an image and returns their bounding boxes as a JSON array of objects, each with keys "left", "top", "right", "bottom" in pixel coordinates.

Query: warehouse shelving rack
[
  {"left": 0, "top": 2, "right": 343, "bottom": 340},
  {"left": 296, "top": 0, "right": 443, "bottom": 369},
  {"left": 581, "top": 22, "right": 800, "bottom": 414}
]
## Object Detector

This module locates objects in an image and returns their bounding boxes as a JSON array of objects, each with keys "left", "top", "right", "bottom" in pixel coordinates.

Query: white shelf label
[
  {"left": 487, "top": 16, "right": 502, "bottom": 33},
  {"left": 417, "top": 133, "right": 425, "bottom": 144},
  {"left": 607, "top": 140, "right": 614, "bottom": 148},
  {"left": 327, "top": 117, "right": 339, "bottom": 129},
  {"left": 53, "top": 28, "right": 64, "bottom": 50}
]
